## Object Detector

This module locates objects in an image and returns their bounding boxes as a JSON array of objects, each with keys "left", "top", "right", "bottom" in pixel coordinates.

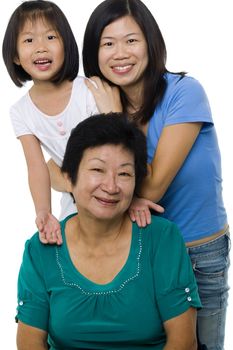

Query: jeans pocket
[{"left": 190, "top": 235, "right": 230, "bottom": 313}]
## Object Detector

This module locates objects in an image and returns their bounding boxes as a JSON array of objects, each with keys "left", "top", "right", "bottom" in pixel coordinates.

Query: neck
[
  {"left": 122, "top": 83, "right": 144, "bottom": 114},
  {"left": 69, "top": 213, "right": 129, "bottom": 249},
  {"left": 30, "top": 79, "right": 71, "bottom": 95}
]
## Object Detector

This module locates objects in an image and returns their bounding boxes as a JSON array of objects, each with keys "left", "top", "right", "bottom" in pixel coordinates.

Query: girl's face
[
  {"left": 71, "top": 144, "right": 135, "bottom": 222},
  {"left": 15, "top": 17, "right": 64, "bottom": 83},
  {"left": 98, "top": 15, "right": 148, "bottom": 95}
]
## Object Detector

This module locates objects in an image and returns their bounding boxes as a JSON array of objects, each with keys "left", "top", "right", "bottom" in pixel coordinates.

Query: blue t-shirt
[
  {"left": 147, "top": 73, "right": 227, "bottom": 242},
  {"left": 16, "top": 214, "right": 201, "bottom": 349}
]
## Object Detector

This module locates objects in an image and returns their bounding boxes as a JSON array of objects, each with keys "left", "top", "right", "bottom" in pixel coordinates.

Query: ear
[{"left": 14, "top": 56, "right": 21, "bottom": 65}]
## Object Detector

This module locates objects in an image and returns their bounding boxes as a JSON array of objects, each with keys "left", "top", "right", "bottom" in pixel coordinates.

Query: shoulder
[
  {"left": 142, "top": 215, "right": 184, "bottom": 248},
  {"left": 22, "top": 231, "right": 56, "bottom": 266},
  {"left": 165, "top": 72, "right": 208, "bottom": 99},
  {"left": 10, "top": 91, "right": 30, "bottom": 113},
  {"left": 72, "top": 75, "right": 89, "bottom": 90},
  {"left": 165, "top": 72, "right": 206, "bottom": 95}
]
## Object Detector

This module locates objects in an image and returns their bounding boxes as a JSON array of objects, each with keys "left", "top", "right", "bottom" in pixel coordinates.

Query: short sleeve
[
  {"left": 10, "top": 104, "right": 33, "bottom": 138},
  {"left": 153, "top": 221, "right": 202, "bottom": 322},
  {"left": 16, "top": 237, "right": 49, "bottom": 331},
  {"left": 164, "top": 76, "right": 213, "bottom": 126}
]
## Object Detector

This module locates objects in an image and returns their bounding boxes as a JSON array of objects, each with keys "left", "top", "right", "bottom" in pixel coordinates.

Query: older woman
[{"left": 16, "top": 113, "right": 201, "bottom": 349}]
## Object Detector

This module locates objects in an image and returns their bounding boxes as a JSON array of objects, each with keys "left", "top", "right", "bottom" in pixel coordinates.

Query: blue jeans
[{"left": 187, "top": 229, "right": 230, "bottom": 350}]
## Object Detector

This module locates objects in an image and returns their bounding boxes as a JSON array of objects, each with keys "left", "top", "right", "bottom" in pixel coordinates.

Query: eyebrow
[
  {"left": 20, "top": 28, "right": 56, "bottom": 36},
  {"left": 88, "top": 158, "right": 134, "bottom": 167},
  {"left": 101, "top": 32, "right": 141, "bottom": 40}
]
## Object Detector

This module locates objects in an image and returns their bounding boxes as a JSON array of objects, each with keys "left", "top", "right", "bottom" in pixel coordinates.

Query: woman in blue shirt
[
  {"left": 81, "top": 1, "right": 230, "bottom": 349},
  {"left": 48, "top": 1, "right": 230, "bottom": 348}
]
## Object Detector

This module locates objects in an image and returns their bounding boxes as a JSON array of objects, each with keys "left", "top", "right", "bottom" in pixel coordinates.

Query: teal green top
[{"left": 16, "top": 214, "right": 201, "bottom": 349}]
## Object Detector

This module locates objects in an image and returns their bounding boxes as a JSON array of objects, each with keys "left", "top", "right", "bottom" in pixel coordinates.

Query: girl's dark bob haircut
[
  {"left": 61, "top": 113, "right": 148, "bottom": 195},
  {"left": 2, "top": 0, "right": 79, "bottom": 87}
]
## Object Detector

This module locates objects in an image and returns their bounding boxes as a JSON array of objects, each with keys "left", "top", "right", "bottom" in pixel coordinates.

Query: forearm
[
  {"left": 47, "top": 159, "right": 67, "bottom": 192},
  {"left": 17, "top": 323, "right": 48, "bottom": 350},
  {"left": 139, "top": 164, "right": 169, "bottom": 202},
  {"left": 28, "top": 164, "right": 51, "bottom": 214},
  {"left": 163, "top": 308, "right": 198, "bottom": 350},
  {"left": 17, "top": 341, "right": 48, "bottom": 350},
  {"left": 163, "top": 339, "right": 197, "bottom": 350}
]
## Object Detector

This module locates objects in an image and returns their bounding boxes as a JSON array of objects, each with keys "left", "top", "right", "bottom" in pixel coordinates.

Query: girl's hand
[
  {"left": 128, "top": 197, "right": 164, "bottom": 227},
  {"left": 85, "top": 76, "right": 122, "bottom": 113},
  {"left": 36, "top": 211, "right": 62, "bottom": 245}
]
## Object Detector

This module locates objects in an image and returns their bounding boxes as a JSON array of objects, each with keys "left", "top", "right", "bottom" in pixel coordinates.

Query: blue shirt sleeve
[
  {"left": 164, "top": 75, "right": 213, "bottom": 126},
  {"left": 16, "top": 236, "right": 49, "bottom": 331}
]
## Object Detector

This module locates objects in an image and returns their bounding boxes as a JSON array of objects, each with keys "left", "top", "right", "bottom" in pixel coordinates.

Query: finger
[
  {"left": 128, "top": 209, "right": 136, "bottom": 222},
  {"left": 147, "top": 201, "right": 164, "bottom": 213},
  {"left": 138, "top": 210, "right": 148, "bottom": 227},
  {"left": 39, "top": 231, "right": 48, "bottom": 244},
  {"left": 135, "top": 214, "right": 142, "bottom": 227},
  {"left": 88, "top": 76, "right": 105, "bottom": 89},
  {"left": 134, "top": 210, "right": 143, "bottom": 227},
  {"left": 56, "top": 230, "right": 63, "bottom": 245},
  {"left": 144, "top": 209, "right": 152, "bottom": 225},
  {"left": 102, "top": 80, "right": 112, "bottom": 92},
  {"left": 45, "top": 231, "right": 57, "bottom": 244}
]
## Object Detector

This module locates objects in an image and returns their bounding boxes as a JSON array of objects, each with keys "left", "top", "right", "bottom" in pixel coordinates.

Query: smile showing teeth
[
  {"left": 34, "top": 59, "right": 51, "bottom": 65},
  {"left": 114, "top": 65, "right": 132, "bottom": 71}
]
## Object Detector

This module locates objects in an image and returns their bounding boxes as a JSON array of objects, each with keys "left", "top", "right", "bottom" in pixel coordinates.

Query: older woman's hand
[{"left": 85, "top": 76, "right": 122, "bottom": 113}]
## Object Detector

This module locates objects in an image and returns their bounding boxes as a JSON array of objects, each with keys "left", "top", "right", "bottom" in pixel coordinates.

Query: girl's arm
[
  {"left": 163, "top": 307, "right": 197, "bottom": 350},
  {"left": 47, "top": 158, "right": 68, "bottom": 192},
  {"left": 19, "top": 135, "right": 62, "bottom": 244},
  {"left": 17, "top": 321, "right": 48, "bottom": 350},
  {"left": 129, "top": 122, "right": 202, "bottom": 226}
]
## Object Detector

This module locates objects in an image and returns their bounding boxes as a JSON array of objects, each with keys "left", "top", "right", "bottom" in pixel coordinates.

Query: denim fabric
[{"left": 187, "top": 229, "right": 230, "bottom": 350}]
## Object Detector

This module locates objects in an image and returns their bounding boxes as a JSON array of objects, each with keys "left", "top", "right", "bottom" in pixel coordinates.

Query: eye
[
  {"left": 48, "top": 35, "right": 56, "bottom": 40},
  {"left": 104, "top": 41, "right": 113, "bottom": 47},
  {"left": 91, "top": 168, "right": 103, "bottom": 173},
  {"left": 127, "top": 38, "right": 137, "bottom": 44},
  {"left": 24, "top": 38, "right": 33, "bottom": 43},
  {"left": 119, "top": 171, "right": 134, "bottom": 177}
]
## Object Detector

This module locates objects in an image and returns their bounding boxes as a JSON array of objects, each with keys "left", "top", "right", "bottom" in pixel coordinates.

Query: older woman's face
[
  {"left": 98, "top": 15, "right": 148, "bottom": 93},
  {"left": 72, "top": 144, "right": 135, "bottom": 220}
]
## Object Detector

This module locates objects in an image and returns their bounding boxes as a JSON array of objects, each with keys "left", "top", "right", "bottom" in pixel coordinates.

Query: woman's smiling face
[
  {"left": 98, "top": 15, "right": 148, "bottom": 94},
  {"left": 71, "top": 144, "right": 136, "bottom": 221}
]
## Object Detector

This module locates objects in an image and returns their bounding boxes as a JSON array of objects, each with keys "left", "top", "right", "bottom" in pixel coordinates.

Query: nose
[
  {"left": 35, "top": 38, "right": 48, "bottom": 54},
  {"left": 36, "top": 48, "right": 47, "bottom": 53},
  {"left": 112, "top": 42, "right": 129, "bottom": 60},
  {"left": 101, "top": 173, "right": 120, "bottom": 194}
]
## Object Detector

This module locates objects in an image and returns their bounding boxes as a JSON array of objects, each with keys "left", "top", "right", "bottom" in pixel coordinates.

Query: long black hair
[{"left": 83, "top": 0, "right": 181, "bottom": 124}]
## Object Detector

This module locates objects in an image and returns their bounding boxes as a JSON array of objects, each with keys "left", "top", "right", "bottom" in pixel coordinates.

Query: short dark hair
[
  {"left": 61, "top": 113, "right": 147, "bottom": 195},
  {"left": 82, "top": 0, "right": 168, "bottom": 124},
  {"left": 2, "top": 0, "right": 79, "bottom": 87}
]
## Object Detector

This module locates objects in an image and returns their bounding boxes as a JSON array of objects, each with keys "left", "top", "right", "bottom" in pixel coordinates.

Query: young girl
[{"left": 2, "top": 0, "right": 121, "bottom": 245}]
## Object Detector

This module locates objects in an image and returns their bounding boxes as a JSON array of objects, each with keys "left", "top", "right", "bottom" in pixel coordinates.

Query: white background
[{"left": 0, "top": 0, "right": 232, "bottom": 348}]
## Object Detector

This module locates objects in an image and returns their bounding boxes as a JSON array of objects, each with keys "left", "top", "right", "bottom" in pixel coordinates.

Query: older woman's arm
[
  {"left": 163, "top": 307, "right": 197, "bottom": 350},
  {"left": 17, "top": 321, "right": 48, "bottom": 350}
]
